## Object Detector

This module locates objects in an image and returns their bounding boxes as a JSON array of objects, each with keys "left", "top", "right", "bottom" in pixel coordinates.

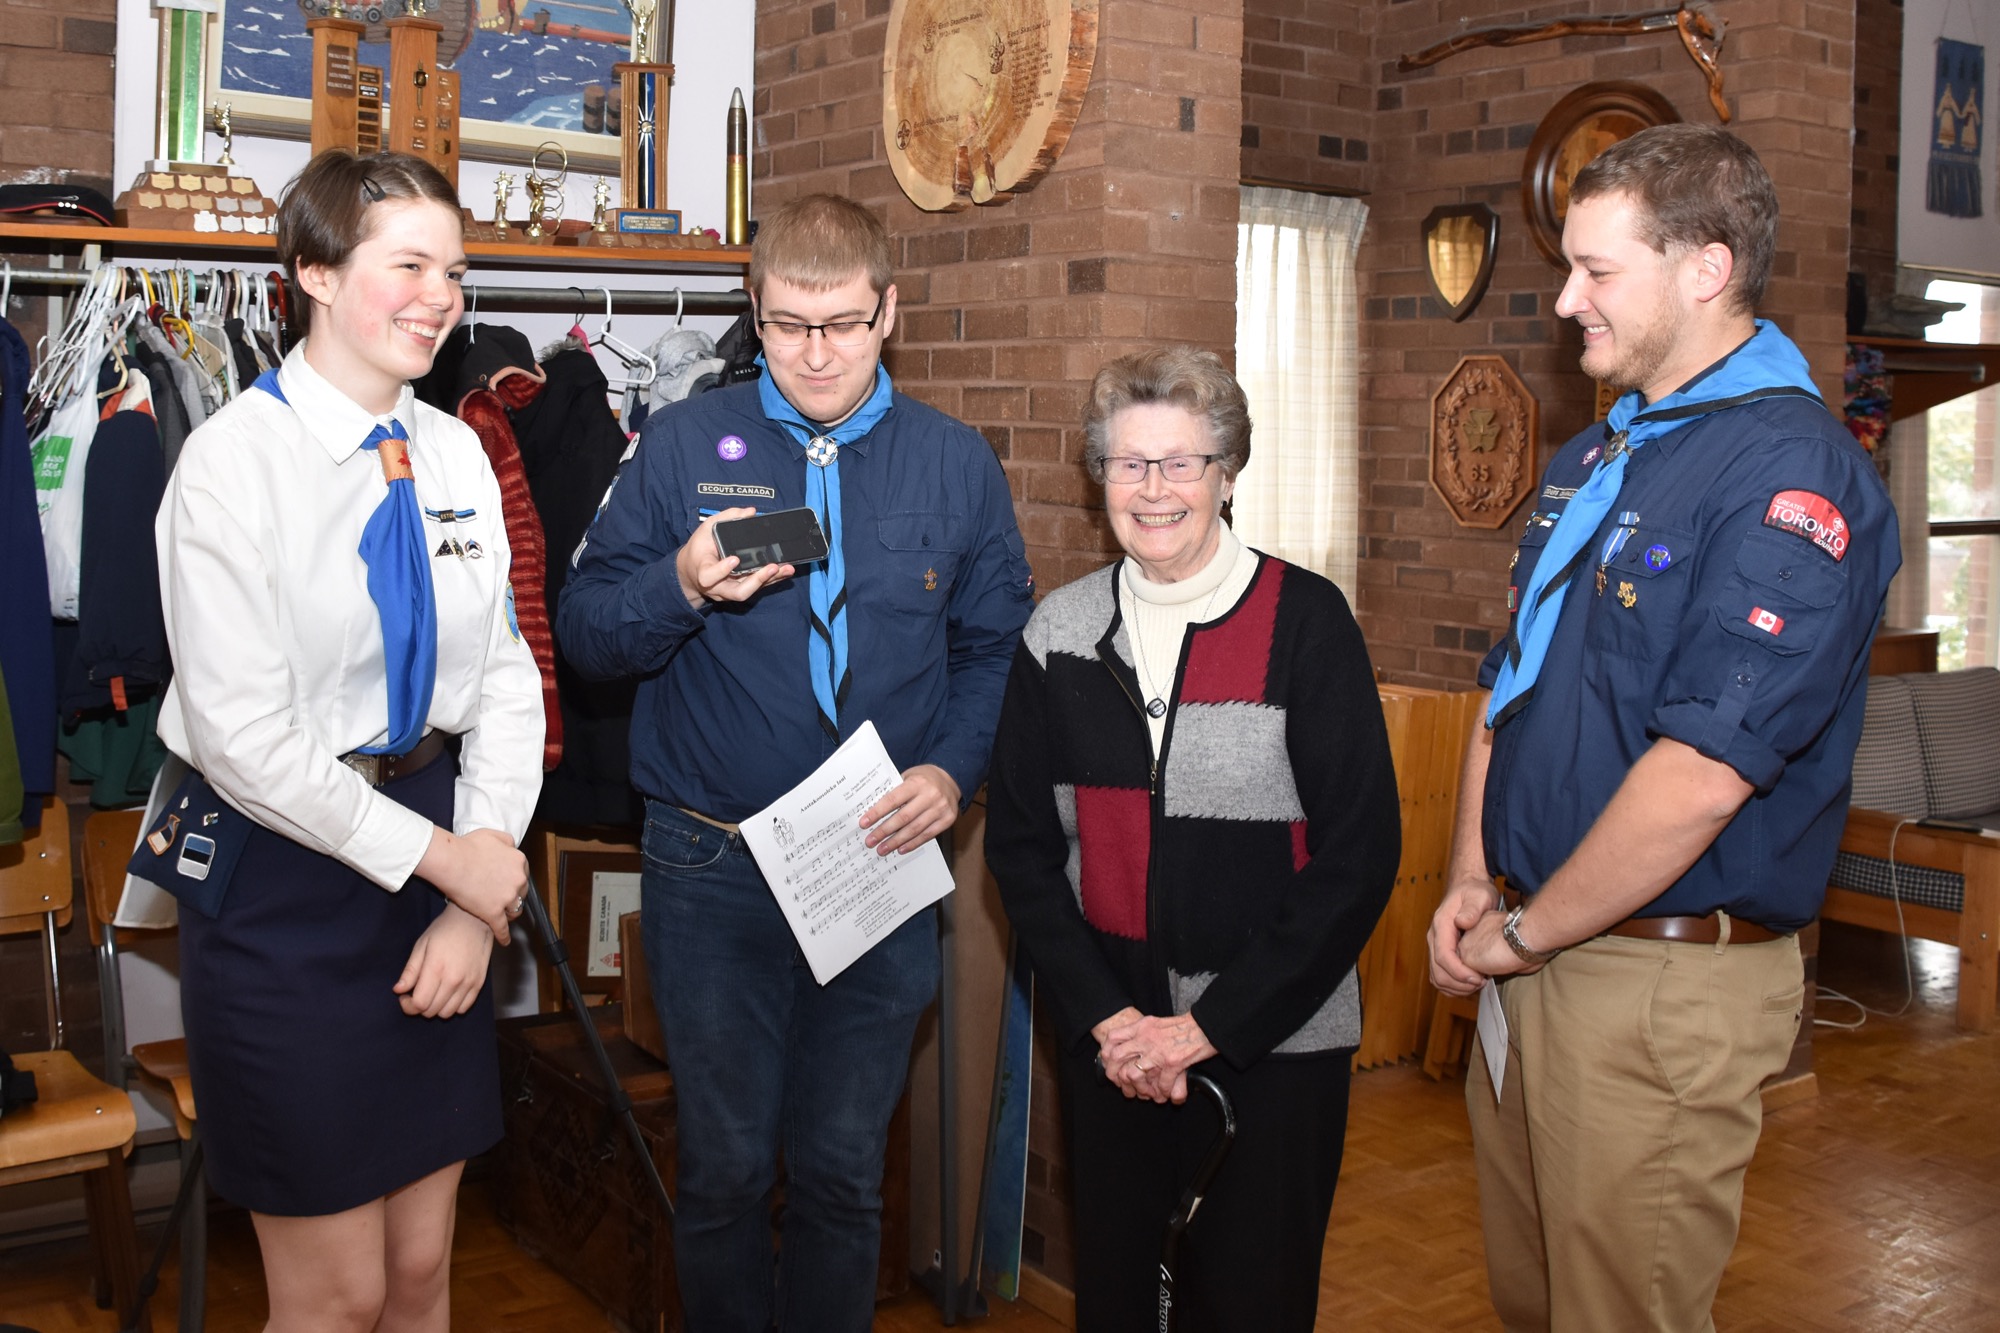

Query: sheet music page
[{"left": 738, "top": 720, "right": 955, "bottom": 985}]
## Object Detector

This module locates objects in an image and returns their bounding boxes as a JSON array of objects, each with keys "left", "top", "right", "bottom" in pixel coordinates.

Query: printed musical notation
[{"left": 738, "top": 721, "right": 956, "bottom": 985}]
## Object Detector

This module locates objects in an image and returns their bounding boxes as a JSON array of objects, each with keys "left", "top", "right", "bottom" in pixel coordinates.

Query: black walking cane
[
  {"left": 518, "top": 872, "right": 676, "bottom": 1223},
  {"left": 1157, "top": 1073, "right": 1236, "bottom": 1333}
]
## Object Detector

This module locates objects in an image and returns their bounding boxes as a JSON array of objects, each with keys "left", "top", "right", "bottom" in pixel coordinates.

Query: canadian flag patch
[
  {"left": 1749, "top": 606, "right": 1785, "bottom": 635},
  {"left": 1763, "top": 489, "right": 1849, "bottom": 561}
]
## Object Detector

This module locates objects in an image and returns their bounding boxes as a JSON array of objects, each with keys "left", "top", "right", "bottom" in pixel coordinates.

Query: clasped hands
[
  {"left": 1092, "top": 1006, "right": 1219, "bottom": 1105},
  {"left": 1427, "top": 880, "right": 1549, "bottom": 997}
]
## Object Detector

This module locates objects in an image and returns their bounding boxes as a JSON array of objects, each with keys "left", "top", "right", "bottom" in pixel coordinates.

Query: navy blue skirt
[{"left": 178, "top": 752, "right": 502, "bottom": 1217}]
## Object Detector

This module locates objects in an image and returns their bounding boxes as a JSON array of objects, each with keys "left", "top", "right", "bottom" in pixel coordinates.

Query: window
[
  {"left": 1234, "top": 187, "right": 1368, "bottom": 596},
  {"left": 1922, "top": 279, "right": 2000, "bottom": 669}
]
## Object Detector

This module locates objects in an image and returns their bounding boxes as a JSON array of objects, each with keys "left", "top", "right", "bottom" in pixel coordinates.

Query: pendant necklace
[{"left": 1126, "top": 565, "right": 1225, "bottom": 721}]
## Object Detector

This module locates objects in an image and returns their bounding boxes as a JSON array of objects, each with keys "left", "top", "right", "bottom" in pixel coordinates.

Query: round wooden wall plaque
[{"left": 883, "top": 0, "right": 1098, "bottom": 212}]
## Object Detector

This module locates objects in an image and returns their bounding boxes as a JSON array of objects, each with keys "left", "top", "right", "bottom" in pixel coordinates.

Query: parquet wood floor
[{"left": 5, "top": 920, "right": 1994, "bottom": 1331}]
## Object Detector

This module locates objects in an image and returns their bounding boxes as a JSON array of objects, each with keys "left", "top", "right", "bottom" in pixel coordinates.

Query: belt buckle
[{"left": 341, "top": 752, "right": 384, "bottom": 785}]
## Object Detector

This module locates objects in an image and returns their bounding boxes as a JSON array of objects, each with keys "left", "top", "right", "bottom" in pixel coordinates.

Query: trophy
[
  {"left": 387, "top": 0, "right": 459, "bottom": 190},
  {"left": 113, "top": 0, "right": 278, "bottom": 231},
  {"left": 607, "top": 0, "right": 681, "bottom": 238}
]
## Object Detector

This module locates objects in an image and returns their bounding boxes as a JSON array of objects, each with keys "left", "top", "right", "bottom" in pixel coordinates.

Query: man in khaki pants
[{"left": 1427, "top": 124, "right": 1899, "bottom": 1331}]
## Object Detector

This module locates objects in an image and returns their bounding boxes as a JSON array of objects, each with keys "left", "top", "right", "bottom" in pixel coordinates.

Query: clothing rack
[{"left": 2, "top": 266, "right": 751, "bottom": 316}]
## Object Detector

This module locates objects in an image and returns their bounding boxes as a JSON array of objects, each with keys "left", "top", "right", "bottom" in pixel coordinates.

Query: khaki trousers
[{"left": 1467, "top": 930, "right": 1804, "bottom": 1333}]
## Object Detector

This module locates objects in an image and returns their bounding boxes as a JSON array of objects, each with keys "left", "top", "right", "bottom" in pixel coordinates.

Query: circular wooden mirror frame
[{"left": 1520, "top": 81, "right": 1680, "bottom": 268}]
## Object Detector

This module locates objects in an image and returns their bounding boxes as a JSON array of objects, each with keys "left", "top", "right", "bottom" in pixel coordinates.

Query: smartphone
[
  {"left": 713, "top": 506, "right": 830, "bottom": 573},
  {"left": 178, "top": 833, "right": 217, "bottom": 882}
]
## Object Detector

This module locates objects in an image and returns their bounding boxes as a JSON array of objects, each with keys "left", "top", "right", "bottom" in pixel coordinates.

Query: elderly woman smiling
[{"left": 985, "top": 346, "right": 1402, "bottom": 1332}]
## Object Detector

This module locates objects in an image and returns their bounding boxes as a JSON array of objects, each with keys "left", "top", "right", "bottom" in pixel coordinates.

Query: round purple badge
[
  {"left": 1581, "top": 445, "right": 1603, "bottom": 467},
  {"left": 1645, "top": 544, "right": 1672, "bottom": 571},
  {"left": 716, "top": 435, "right": 748, "bottom": 461}
]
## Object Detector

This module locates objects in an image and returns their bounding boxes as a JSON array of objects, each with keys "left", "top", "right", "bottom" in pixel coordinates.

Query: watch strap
[{"left": 1502, "top": 904, "right": 1560, "bottom": 965}]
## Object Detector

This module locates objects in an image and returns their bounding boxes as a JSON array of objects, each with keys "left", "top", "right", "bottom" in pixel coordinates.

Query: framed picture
[
  {"left": 209, "top": 0, "right": 647, "bottom": 166},
  {"left": 1520, "top": 82, "right": 1679, "bottom": 268},
  {"left": 557, "top": 849, "right": 645, "bottom": 992}
]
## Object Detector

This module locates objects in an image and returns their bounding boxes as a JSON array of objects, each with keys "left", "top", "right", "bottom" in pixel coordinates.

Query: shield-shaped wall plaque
[{"left": 1422, "top": 203, "right": 1500, "bottom": 322}]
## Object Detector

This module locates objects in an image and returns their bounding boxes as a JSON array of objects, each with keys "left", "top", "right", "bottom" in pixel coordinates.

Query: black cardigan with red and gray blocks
[{"left": 985, "top": 553, "right": 1402, "bottom": 1067}]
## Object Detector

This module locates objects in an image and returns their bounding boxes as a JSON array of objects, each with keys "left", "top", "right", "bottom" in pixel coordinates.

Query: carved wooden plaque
[
  {"left": 883, "top": 0, "right": 1099, "bottom": 212},
  {"left": 1430, "top": 355, "right": 1538, "bottom": 529}
]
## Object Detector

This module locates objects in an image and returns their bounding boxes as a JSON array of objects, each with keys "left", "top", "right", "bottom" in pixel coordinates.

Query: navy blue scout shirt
[
  {"left": 556, "top": 379, "right": 1033, "bottom": 823},
  {"left": 1477, "top": 393, "right": 1899, "bottom": 932}
]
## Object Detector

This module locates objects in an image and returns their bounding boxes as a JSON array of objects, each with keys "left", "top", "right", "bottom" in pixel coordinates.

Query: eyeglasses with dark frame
[
  {"left": 755, "top": 293, "right": 886, "bottom": 348},
  {"left": 1096, "top": 454, "right": 1224, "bottom": 485}
]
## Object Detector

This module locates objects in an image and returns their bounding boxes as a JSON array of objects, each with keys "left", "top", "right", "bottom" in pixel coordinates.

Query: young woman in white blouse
[{"left": 155, "top": 149, "right": 543, "bottom": 1332}]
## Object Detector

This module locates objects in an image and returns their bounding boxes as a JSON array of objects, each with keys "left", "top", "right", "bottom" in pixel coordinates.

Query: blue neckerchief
[
  {"left": 254, "top": 371, "right": 438, "bottom": 756},
  {"left": 757, "top": 364, "right": 895, "bottom": 738},
  {"left": 1486, "top": 320, "right": 1822, "bottom": 728}
]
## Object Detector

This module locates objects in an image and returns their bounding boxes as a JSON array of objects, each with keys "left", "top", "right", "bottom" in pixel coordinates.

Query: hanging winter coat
[
  {"left": 511, "top": 347, "right": 641, "bottom": 826},
  {"left": 0, "top": 318, "right": 55, "bottom": 829}
]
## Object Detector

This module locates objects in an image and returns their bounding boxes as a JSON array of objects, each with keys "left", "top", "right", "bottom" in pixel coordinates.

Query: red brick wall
[
  {"left": 1355, "top": 0, "right": 1858, "bottom": 688},
  {"left": 0, "top": 0, "right": 117, "bottom": 345},
  {"left": 1849, "top": 0, "right": 1901, "bottom": 325},
  {"left": 754, "top": 0, "right": 1245, "bottom": 592},
  {"left": 1240, "top": 0, "right": 1371, "bottom": 195}
]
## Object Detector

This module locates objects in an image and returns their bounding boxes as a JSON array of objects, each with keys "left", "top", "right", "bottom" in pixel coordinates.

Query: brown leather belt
[
  {"left": 339, "top": 730, "right": 449, "bottom": 787},
  {"left": 1502, "top": 888, "right": 1785, "bottom": 946}
]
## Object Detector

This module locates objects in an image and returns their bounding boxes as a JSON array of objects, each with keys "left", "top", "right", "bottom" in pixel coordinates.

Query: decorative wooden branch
[{"left": 1398, "top": 4, "right": 1730, "bottom": 124}]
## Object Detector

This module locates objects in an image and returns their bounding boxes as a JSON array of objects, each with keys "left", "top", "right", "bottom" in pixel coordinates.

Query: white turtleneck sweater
[{"left": 1119, "top": 524, "right": 1258, "bottom": 754}]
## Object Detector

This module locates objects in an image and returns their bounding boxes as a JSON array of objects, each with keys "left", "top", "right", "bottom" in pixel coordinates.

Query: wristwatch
[{"left": 1501, "top": 904, "right": 1561, "bottom": 965}]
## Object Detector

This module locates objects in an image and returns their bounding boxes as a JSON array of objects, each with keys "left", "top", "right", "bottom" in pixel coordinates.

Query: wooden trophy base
[
  {"left": 114, "top": 164, "right": 279, "bottom": 234},
  {"left": 574, "top": 208, "right": 690, "bottom": 247}
]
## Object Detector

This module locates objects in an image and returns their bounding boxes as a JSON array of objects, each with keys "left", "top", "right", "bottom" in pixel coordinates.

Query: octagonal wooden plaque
[{"left": 1430, "top": 355, "right": 1538, "bottom": 529}]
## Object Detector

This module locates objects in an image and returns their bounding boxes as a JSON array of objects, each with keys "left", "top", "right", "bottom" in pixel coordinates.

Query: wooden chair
[
  {"left": 82, "top": 806, "right": 206, "bottom": 1333},
  {"left": 0, "top": 797, "right": 147, "bottom": 1332}
]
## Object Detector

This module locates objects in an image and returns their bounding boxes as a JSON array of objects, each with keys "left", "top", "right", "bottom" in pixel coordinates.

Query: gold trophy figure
[
  {"left": 213, "top": 103, "right": 235, "bottom": 169},
  {"left": 493, "top": 172, "right": 514, "bottom": 237}
]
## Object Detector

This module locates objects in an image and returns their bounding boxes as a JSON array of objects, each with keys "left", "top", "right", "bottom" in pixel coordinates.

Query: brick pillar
[{"left": 755, "top": 0, "right": 1244, "bottom": 593}]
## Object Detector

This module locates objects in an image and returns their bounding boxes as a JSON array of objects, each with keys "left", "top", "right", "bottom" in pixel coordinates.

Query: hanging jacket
[
  {"left": 0, "top": 318, "right": 55, "bottom": 829},
  {"left": 511, "top": 347, "right": 641, "bottom": 826},
  {"left": 62, "top": 408, "right": 168, "bottom": 713}
]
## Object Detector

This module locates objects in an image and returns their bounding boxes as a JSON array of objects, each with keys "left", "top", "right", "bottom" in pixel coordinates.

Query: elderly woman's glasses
[
  {"left": 756, "top": 294, "right": 885, "bottom": 348},
  {"left": 1099, "top": 454, "right": 1222, "bottom": 484}
]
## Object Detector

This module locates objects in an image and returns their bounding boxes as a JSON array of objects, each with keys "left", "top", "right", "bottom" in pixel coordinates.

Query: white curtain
[{"left": 1234, "top": 186, "right": 1369, "bottom": 597}]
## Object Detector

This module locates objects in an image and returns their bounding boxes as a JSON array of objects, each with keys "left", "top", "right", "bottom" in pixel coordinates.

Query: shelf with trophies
[{"left": 20, "top": 0, "right": 748, "bottom": 276}]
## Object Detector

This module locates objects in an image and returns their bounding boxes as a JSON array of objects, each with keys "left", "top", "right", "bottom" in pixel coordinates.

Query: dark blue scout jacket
[
  {"left": 555, "top": 379, "right": 1034, "bottom": 822},
  {"left": 1478, "top": 392, "right": 1900, "bottom": 933}
]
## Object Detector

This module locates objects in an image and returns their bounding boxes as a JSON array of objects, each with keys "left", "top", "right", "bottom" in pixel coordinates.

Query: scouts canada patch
[{"left": 1763, "top": 490, "right": 1848, "bottom": 562}]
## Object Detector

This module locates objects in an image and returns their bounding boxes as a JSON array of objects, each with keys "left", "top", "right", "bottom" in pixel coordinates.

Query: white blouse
[{"left": 156, "top": 346, "right": 545, "bottom": 891}]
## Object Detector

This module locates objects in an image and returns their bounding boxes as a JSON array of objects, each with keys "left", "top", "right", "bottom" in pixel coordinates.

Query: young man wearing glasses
[{"left": 558, "top": 193, "right": 1032, "bottom": 1333}]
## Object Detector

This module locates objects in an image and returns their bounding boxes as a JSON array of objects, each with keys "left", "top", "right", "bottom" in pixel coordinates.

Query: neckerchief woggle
[
  {"left": 252, "top": 368, "right": 438, "bottom": 756},
  {"left": 1485, "top": 320, "right": 1822, "bottom": 728},
  {"left": 756, "top": 362, "right": 895, "bottom": 738}
]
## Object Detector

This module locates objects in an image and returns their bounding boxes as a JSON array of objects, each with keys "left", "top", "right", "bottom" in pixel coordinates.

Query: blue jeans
[{"left": 640, "top": 801, "right": 939, "bottom": 1333}]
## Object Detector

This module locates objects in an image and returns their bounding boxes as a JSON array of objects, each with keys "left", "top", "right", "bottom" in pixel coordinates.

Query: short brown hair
[
  {"left": 747, "top": 194, "right": 893, "bottom": 298},
  {"left": 1568, "top": 123, "right": 1778, "bottom": 313},
  {"left": 276, "top": 149, "right": 460, "bottom": 336},
  {"left": 1082, "top": 347, "right": 1252, "bottom": 482}
]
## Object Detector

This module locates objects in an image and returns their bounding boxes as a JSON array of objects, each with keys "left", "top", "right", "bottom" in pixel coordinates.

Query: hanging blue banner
[{"left": 1928, "top": 38, "right": 1985, "bottom": 219}]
